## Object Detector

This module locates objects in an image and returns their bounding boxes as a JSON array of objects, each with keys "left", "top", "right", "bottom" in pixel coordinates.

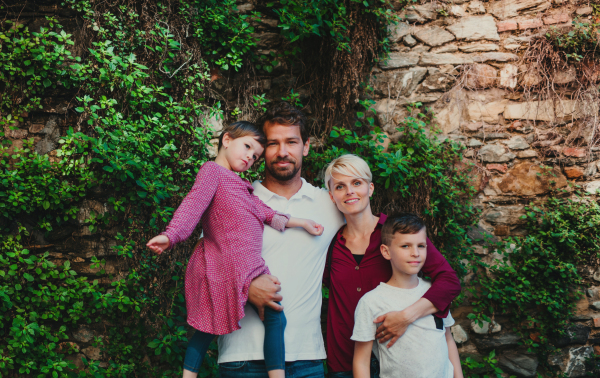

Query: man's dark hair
[
  {"left": 256, "top": 101, "right": 308, "bottom": 144},
  {"left": 381, "top": 213, "right": 427, "bottom": 246},
  {"left": 218, "top": 121, "right": 266, "bottom": 151}
]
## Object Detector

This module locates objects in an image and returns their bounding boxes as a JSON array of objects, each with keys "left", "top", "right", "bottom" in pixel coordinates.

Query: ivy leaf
[
  {"left": 43, "top": 200, "right": 50, "bottom": 210},
  {"left": 330, "top": 130, "right": 339, "bottom": 138},
  {"left": 43, "top": 79, "right": 52, "bottom": 87}
]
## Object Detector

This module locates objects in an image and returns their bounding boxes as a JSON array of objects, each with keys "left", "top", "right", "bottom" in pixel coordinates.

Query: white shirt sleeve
[
  {"left": 351, "top": 296, "right": 377, "bottom": 342},
  {"left": 443, "top": 310, "right": 455, "bottom": 328}
]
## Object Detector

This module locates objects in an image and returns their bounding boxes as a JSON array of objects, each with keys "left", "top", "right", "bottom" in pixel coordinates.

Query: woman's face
[{"left": 328, "top": 173, "right": 374, "bottom": 216}]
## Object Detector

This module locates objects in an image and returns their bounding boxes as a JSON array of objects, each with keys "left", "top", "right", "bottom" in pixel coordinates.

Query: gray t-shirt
[{"left": 351, "top": 279, "right": 455, "bottom": 378}]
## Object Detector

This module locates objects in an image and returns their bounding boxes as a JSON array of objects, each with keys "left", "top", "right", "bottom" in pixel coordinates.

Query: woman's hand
[
  {"left": 373, "top": 310, "right": 413, "bottom": 348},
  {"left": 374, "top": 297, "right": 438, "bottom": 347},
  {"left": 146, "top": 235, "right": 170, "bottom": 254}
]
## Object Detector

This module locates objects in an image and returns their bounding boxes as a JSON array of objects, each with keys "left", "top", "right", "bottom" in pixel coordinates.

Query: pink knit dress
[{"left": 161, "top": 161, "right": 289, "bottom": 335}]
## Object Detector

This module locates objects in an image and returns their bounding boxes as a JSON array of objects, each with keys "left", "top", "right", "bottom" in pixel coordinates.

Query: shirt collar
[{"left": 252, "top": 177, "right": 316, "bottom": 201}]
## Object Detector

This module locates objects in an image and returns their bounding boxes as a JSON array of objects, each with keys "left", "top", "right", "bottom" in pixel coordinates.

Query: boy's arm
[
  {"left": 353, "top": 341, "right": 373, "bottom": 378},
  {"left": 446, "top": 328, "right": 464, "bottom": 378}
]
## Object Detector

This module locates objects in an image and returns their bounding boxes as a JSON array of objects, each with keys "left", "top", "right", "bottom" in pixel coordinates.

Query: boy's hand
[
  {"left": 303, "top": 219, "right": 324, "bottom": 236},
  {"left": 146, "top": 235, "right": 170, "bottom": 254}
]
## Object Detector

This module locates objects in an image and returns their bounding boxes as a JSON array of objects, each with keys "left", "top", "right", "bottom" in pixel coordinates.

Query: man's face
[{"left": 263, "top": 122, "right": 310, "bottom": 182}]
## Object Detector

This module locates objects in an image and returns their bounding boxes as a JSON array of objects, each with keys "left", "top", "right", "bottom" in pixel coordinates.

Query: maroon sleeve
[{"left": 421, "top": 238, "right": 461, "bottom": 318}]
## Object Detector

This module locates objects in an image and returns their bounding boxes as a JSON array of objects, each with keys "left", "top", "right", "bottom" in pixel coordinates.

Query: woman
[{"left": 322, "top": 154, "right": 461, "bottom": 377}]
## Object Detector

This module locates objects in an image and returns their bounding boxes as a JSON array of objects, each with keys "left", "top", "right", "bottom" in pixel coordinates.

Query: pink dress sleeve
[
  {"left": 251, "top": 194, "right": 290, "bottom": 232},
  {"left": 161, "top": 163, "right": 219, "bottom": 247}
]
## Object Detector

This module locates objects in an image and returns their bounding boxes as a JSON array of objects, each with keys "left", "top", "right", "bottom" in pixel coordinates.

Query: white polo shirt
[{"left": 217, "top": 178, "right": 345, "bottom": 363}]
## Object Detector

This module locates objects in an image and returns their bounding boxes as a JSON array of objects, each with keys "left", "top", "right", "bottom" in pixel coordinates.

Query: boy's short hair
[
  {"left": 324, "top": 154, "right": 373, "bottom": 191},
  {"left": 381, "top": 213, "right": 427, "bottom": 246},
  {"left": 256, "top": 101, "right": 309, "bottom": 144},
  {"left": 218, "top": 121, "right": 266, "bottom": 151}
]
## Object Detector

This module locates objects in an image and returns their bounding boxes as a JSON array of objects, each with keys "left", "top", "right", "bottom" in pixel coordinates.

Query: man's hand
[
  {"left": 373, "top": 310, "right": 413, "bottom": 348},
  {"left": 248, "top": 274, "right": 283, "bottom": 320}
]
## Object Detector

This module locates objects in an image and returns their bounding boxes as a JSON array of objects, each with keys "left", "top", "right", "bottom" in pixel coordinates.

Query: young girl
[{"left": 146, "top": 121, "right": 323, "bottom": 378}]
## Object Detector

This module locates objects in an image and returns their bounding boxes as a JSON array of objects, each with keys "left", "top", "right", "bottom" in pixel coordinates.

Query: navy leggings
[{"left": 183, "top": 304, "right": 286, "bottom": 373}]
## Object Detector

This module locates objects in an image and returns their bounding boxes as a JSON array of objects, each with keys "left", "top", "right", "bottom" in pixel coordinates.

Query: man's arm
[
  {"left": 375, "top": 238, "right": 461, "bottom": 347},
  {"left": 446, "top": 328, "right": 463, "bottom": 378},
  {"left": 247, "top": 274, "right": 284, "bottom": 320},
  {"left": 353, "top": 341, "right": 372, "bottom": 378}
]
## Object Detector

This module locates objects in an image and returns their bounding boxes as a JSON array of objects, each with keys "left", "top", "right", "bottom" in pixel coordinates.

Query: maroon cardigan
[{"left": 322, "top": 213, "right": 461, "bottom": 373}]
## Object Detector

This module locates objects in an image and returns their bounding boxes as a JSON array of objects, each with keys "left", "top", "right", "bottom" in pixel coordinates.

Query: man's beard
[{"left": 266, "top": 157, "right": 302, "bottom": 182}]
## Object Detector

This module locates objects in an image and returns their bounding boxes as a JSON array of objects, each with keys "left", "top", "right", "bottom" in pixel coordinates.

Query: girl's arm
[
  {"left": 286, "top": 217, "right": 324, "bottom": 236},
  {"left": 149, "top": 163, "right": 219, "bottom": 253},
  {"left": 446, "top": 328, "right": 464, "bottom": 378},
  {"left": 353, "top": 341, "right": 373, "bottom": 378}
]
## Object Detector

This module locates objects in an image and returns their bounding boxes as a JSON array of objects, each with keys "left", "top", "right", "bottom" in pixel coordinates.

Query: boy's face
[{"left": 380, "top": 228, "right": 427, "bottom": 276}]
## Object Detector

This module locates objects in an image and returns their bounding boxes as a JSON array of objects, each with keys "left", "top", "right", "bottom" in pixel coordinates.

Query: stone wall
[
  {"left": 367, "top": 1, "right": 600, "bottom": 376},
  {"left": 3, "top": 0, "right": 600, "bottom": 376}
]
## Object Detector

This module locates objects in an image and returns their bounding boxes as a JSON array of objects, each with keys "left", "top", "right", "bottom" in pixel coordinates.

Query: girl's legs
[
  {"left": 250, "top": 303, "right": 287, "bottom": 378},
  {"left": 182, "top": 330, "right": 216, "bottom": 378}
]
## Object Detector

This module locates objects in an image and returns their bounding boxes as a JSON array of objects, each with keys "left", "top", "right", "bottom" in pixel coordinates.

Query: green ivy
[{"left": 469, "top": 192, "right": 600, "bottom": 365}]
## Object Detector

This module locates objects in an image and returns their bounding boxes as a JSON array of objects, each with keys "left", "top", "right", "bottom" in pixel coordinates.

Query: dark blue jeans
[
  {"left": 184, "top": 305, "right": 286, "bottom": 372},
  {"left": 328, "top": 357, "right": 380, "bottom": 378},
  {"left": 220, "top": 359, "right": 324, "bottom": 378}
]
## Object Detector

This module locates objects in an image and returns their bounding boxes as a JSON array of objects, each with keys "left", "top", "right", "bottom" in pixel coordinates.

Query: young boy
[{"left": 351, "top": 213, "right": 463, "bottom": 378}]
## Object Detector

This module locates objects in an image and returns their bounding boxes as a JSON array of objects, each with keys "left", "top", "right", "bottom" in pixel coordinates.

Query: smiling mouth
[
  {"left": 408, "top": 261, "right": 421, "bottom": 265},
  {"left": 344, "top": 199, "right": 359, "bottom": 204},
  {"left": 242, "top": 160, "right": 248, "bottom": 165}
]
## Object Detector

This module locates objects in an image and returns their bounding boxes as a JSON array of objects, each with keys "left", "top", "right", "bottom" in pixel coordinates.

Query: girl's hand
[
  {"left": 146, "top": 235, "right": 170, "bottom": 254},
  {"left": 303, "top": 219, "right": 324, "bottom": 236}
]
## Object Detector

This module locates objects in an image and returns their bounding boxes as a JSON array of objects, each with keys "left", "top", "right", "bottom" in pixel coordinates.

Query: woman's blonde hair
[{"left": 324, "top": 154, "right": 372, "bottom": 191}]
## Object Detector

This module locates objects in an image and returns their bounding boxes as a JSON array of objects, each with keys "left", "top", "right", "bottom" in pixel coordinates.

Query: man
[{"left": 217, "top": 102, "right": 452, "bottom": 377}]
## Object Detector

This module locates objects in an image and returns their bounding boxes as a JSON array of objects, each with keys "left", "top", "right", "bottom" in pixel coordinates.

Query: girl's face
[
  {"left": 328, "top": 173, "right": 374, "bottom": 216},
  {"left": 221, "top": 133, "right": 264, "bottom": 172}
]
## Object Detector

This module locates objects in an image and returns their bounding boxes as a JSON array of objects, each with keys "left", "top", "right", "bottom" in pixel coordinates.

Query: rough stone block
[
  {"left": 467, "top": 100, "right": 507, "bottom": 123},
  {"left": 478, "top": 144, "right": 516, "bottom": 163},
  {"left": 505, "top": 136, "right": 530, "bottom": 150},
  {"left": 388, "top": 21, "right": 412, "bottom": 42},
  {"left": 496, "top": 162, "right": 567, "bottom": 195},
  {"left": 73, "top": 326, "right": 95, "bottom": 343},
  {"left": 446, "top": 16, "right": 500, "bottom": 41},
  {"left": 543, "top": 14, "right": 570, "bottom": 25},
  {"left": 518, "top": 19, "right": 543, "bottom": 30},
  {"left": 459, "top": 43, "right": 499, "bottom": 53},
  {"left": 576, "top": 6, "right": 593, "bottom": 16},
  {"left": 420, "top": 72, "right": 456, "bottom": 92},
  {"left": 564, "top": 166, "right": 584, "bottom": 179},
  {"left": 497, "top": 20, "right": 518, "bottom": 31},
  {"left": 473, "top": 333, "right": 520, "bottom": 351},
  {"left": 3, "top": 125, "right": 27, "bottom": 139},
  {"left": 553, "top": 324, "right": 591, "bottom": 347},
  {"left": 473, "top": 52, "right": 519, "bottom": 63},
  {"left": 498, "top": 352, "right": 539, "bottom": 378},
  {"left": 504, "top": 100, "right": 597, "bottom": 122},
  {"left": 380, "top": 52, "right": 420, "bottom": 69},
  {"left": 472, "top": 320, "right": 502, "bottom": 334},
  {"left": 489, "top": 0, "right": 551, "bottom": 20},
  {"left": 594, "top": 318, "right": 600, "bottom": 328},
  {"left": 403, "top": 34, "right": 417, "bottom": 46},
  {"left": 499, "top": 64, "right": 518, "bottom": 88},
  {"left": 420, "top": 52, "right": 474, "bottom": 65},
  {"left": 563, "top": 147, "right": 586, "bottom": 158},
  {"left": 487, "top": 163, "right": 508, "bottom": 173},
  {"left": 467, "top": 1, "right": 486, "bottom": 14},
  {"left": 449, "top": 5, "right": 466, "bottom": 17},
  {"left": 465, "top": 64, "right": 498, "bottom": 89},
  {"left": 414, "top": 26, "right": 455, "bottom": 46},
  {"left": 371, "top": 67, "right": 428, "bottom": 97},
  {"left": 585, "top": 181, "right": 600, "bottom": 195},
  {"left": 430, "top": 43, "right": 458, "bottom": 53},
  {"left": 82, "top": 346, "right": 102, "bottom": 360},
  {"left": 517, "top": 149, "right": 538, "bottom": 158}
]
